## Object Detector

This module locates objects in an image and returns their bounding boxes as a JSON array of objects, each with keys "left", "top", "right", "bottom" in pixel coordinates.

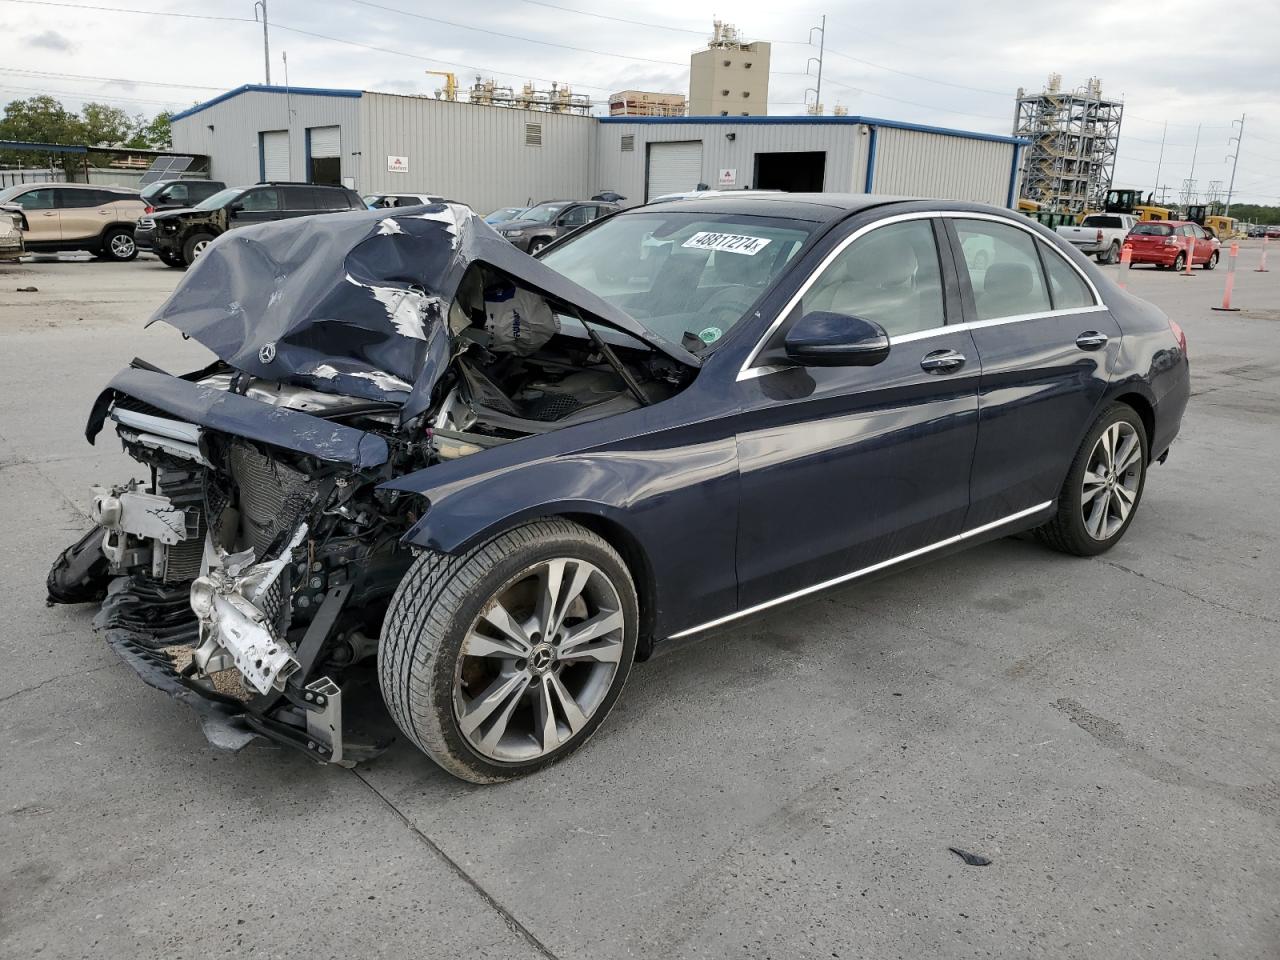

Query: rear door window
[
  {"left": 953, "top": 219, "right": 1051, "bottom": 321},
  {"left": 1039, "top": 243, "right": 1096, "bottom": 310}
]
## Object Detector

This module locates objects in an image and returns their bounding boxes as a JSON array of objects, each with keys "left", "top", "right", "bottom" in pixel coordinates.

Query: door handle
[
  {"left": 41, "top": 211, "right": 56, "bottom": 217},
  {"left": 920, "top": 348, "right": 966, "bottom": 374},
  {"left": 1075, "top": 331, "right": 1109, "bottom": 351}
]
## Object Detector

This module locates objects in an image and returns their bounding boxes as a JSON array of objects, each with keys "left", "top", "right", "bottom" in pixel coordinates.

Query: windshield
[
  {"left": 1130, "top": 223, "right": 1173, "bottom": 236},
  {"left": 485, "top": 207, "right": 526, "bottom": 223},
  {"left": 195, "top": 187, "right": 244, "bottom": 211},
  {"left": 520, "top": 202, "right": 568, "bottom": 223},
  {"left": 540, "top": 211, "right": 815, "bottom": 348}
]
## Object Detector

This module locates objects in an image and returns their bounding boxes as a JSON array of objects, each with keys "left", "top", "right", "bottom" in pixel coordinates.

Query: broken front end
[{"left": 47, "top": 203, "right": 698, "bottom": 763}]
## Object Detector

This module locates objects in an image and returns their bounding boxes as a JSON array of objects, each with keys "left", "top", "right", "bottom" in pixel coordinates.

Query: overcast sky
[{"left": 6, "top": 0, "right": 1279, "bottom": 204}]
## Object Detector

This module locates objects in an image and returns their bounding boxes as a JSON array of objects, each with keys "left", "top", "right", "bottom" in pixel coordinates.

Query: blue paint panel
[
  {"left": 0, "top": 140, "right": 88, "bottom": 154},
  {"left": 257, "top": 131, "right": 265, "bottom": 183},
  {"left": 304, "top": 128, "right": 312, "bottom": 184},
  {"left": 864, "top": 125, "right": 878, "bottom": 193},
  {"left": 1006, "top": 144, "right": 1023, "bottom": 208},
  {"left": 599, "top": 114, "right": 1030, "bottom": 147},
  {"left": 171, "top": 84, "right": 362, "bottom": 122}
]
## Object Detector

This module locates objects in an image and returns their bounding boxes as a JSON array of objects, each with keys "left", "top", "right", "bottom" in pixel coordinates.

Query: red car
[
  {"left": 1265, "top": 225, "right": 1280, "bottom": 240},
  {"left": 1123, "top": 220, "right": 1220, "bottom": 270}
]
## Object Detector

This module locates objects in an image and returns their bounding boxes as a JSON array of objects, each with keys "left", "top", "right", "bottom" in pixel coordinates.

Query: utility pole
[
  {"left": 1187, "top": 123, "right": 1201, "bottom": 186},
  {"left": 1152, "top": 120, "right": 1167, "bottom": 199},
  {"left": 1225, "top": 113, "right": 1245, "bottom": 216},
  {"left": 254, "top": 0, "right": 271, "bottom": 85},
  {"left": 806, "top": 15, "right": 825, "bottom": 115}
]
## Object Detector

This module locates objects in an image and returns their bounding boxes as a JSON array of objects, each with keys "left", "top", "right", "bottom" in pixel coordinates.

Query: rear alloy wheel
[
  {"left": 1172, "top": 252, "right": 1186, "bottom": 272},
  {"left": 100, "top": 227, "right": 138, "bottom": 262},
  {"left": 1035, "top": 403, "right": 1148, "bottom": 556},
  {"left": 182, "top": 232, "right": 215, "bottom": 265},
  {"left": 1204, "top": 251, "right": 1219, "bottom": 270},
  {"left": 379, "top": 519, "right": 638, "bottom": 783}
]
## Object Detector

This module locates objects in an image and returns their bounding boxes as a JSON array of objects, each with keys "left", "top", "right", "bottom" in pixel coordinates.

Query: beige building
[
  {"left": 609, "top": 90, "right": 686, "bottom": 117},
  {"left": 688, "top": 21, "right": 770, "bottom": 117}
]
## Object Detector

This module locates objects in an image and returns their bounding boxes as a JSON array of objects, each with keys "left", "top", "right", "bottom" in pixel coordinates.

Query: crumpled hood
[{"left": 147, "top": 203, "right": 698, "bottom": 424}]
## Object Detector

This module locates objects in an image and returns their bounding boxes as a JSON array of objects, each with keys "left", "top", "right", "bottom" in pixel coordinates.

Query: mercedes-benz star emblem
[{"left": 259, "top": 342, "right": 276, "bottom": 364}]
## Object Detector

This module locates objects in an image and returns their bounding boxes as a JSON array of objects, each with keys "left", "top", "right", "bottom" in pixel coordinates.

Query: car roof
[{"left": 626, "top": 192, "right": 931, "bottom": 223}]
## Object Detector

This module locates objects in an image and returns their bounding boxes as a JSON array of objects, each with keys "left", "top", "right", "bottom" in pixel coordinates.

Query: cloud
[{"left": 26, "top": 29, "right": 74, "bottom": 51}]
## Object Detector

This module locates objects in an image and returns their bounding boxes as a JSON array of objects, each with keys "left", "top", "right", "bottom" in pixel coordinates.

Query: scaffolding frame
[{"left": 1013, "top": 76, "right": 1123, "bottom": 215}]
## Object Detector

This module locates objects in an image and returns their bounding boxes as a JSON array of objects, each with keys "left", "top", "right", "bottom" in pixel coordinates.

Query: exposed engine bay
[{"left": 47, "top": 203, "right": 698, "bottom": 763}]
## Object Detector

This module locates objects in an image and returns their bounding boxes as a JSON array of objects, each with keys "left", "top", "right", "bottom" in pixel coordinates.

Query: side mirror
[
  {"left": 784, "top": 312, "right": 891, "bottom": 367},
  {"left": 228, "top": 201, "right": 244, "bottom": 214}
]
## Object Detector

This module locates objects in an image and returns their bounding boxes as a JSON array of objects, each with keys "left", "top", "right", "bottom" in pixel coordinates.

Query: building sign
[
  {"left": 718, "top": 168, "right": 737, "bottom": 187},
  {"left": 387, "top": 155, "right": 409, "bottom": 173}
]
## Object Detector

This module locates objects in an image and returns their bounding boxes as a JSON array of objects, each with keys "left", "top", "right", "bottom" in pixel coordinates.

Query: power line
[
  {"left": 0, "top": 66, "right": 225, "bottom": 92},
  {"left": 515, "top": 0, "right": 709, "bottom": 36},
  {"left": 0, "top": 82, "right": 192, "bottom": 107},
  {"left": 347, "top": 0, "right": 688, "bottom": 67},
  {"left": 822, "top": 47, "right": 1009, "bottom": 98},
  {"left": 0, "top": 0, "right": 251, "bottom": 22}
]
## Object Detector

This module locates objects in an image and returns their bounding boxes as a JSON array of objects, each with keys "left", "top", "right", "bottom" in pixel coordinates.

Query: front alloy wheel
[
  {"left": 454, "top": 557, "right": 626, "bottom": 762},
  {"left": 1036, "top": 403, "right": 1148, "bottom": 556},
  {"left": 379, "top": 519, "right": 638, "bottom": 782}
]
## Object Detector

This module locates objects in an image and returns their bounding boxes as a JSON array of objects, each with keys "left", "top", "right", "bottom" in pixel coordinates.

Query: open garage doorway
[{"left": 753, "top": 151, "right": 826, "bottom": 192}]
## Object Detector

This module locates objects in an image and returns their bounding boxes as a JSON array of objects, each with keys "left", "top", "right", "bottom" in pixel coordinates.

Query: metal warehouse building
[{"left": 172, "top": 85, "right": 1025, "bottom": 212}]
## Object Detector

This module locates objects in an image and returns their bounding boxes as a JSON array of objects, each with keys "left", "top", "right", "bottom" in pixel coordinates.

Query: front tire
[
  {"left": 100, "top": 227, "right": 138, "bottom": 262},
  {"left": 1035, "top": 403, "right": 1149, "bottom": 556},
  {"left": 182, "top": 232, "right": 215, "bottom": 266},
  {"left": 527, "top": 237, "right": 549, "bottom": 256},
  {"left": 1204, "top": 251, "right": 1219, "bottom": 270},
  {"left": 379, "top": 519, "right": 638, "bottom": 783}
]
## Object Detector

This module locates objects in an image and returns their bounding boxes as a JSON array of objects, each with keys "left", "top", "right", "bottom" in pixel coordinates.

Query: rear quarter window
[{"left": 1130, "top": 223, "right": 1172, "bottom": 236}]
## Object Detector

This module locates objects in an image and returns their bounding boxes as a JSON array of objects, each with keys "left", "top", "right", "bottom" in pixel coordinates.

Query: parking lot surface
[{"left": 2, "top": 246, "right": 1278, "bottom": 959}]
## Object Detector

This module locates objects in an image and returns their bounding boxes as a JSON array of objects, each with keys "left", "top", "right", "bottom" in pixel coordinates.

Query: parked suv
[
  {"left": 141, "top": 179, "right": 227, "bottom": 212},
  {"left": 493, "top": 199, "right": 619, "bottom": 253},
  {"left": 0, "top": 182, "right": 145, "bottom": 260},
  {"left": 149, "top": 182, "right": 366, "bottom": 267}
]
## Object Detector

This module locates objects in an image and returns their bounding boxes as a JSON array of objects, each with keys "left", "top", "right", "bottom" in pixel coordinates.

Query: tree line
[
  {"left": 1224, "top": 203, "right": 1280, "bottom": 225},
  {"left": 0, "top": 95, "right": 173, "bottom": 170}
]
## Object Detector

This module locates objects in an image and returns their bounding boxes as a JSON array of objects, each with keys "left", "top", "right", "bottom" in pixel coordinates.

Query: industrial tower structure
[{"left": 1013, "top": 75, "right": 1123, "bottom": 214}]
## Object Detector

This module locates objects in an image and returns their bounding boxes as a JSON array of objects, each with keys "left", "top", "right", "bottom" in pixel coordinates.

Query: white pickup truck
[{"left": 1055, "top": 213, "right": 1139, "bottom": 264}]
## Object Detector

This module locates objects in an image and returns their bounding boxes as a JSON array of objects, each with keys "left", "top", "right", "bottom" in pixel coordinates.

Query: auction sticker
[{"left": 682, "top": 231, "right": 772, "bottom": 256}]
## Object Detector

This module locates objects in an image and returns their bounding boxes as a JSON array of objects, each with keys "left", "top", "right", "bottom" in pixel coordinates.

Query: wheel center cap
[{"left": 529, "top": 644, "right": 554, "bottom": 673}]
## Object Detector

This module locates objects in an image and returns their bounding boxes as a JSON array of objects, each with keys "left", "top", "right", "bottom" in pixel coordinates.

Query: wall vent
[
  {"left": 525, "top": 123, "right": 543, "bottom": 147},
  {"left": 621, "top": 134, "right": 635, "bottom": 152}
]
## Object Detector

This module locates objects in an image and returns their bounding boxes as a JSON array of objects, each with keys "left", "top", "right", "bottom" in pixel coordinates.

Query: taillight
[
  {"left": 1169, "top": 319, "right": 1187, "bottom": 354},
  {"left": 1096, "top": 229, "right": 1104, "bottom": 244},
  {"left": 144, "top": 205, "right": 154, "bottom": 214},
  {"left": 1163, "top": 237, "right": 1177, "bottom": 247}
]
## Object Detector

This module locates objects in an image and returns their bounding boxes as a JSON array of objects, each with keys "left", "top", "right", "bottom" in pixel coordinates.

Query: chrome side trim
[
  {"left": 736, "top": 209, "right": 1104, "bottom": 382},
  {"left": 666, "top": 500, "right": 1054, "bottom": 639}
]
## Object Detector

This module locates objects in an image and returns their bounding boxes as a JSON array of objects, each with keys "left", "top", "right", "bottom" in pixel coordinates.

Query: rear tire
[
  {"left": 1098, "top": 242, "right": 1120, "bottom": 264},
  {"left": 100, "top": 227, "right": 138, "bottom": 262},
  {"left": 1172, "top": 252, "right": 1186, "bottom": 272},
  {"left": 379, "top": 519, "right": 638, "bottom": 783},
  {"left": 1035, "top": 403, "right": 1149, "bottom": 557}
]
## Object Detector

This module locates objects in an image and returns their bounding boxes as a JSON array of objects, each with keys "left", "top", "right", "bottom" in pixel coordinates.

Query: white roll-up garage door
[
  {"left": 261, "top": 130, "right": 290, "bottom": 181},
  {"left": 309, "top": 126, "right": 340, "bottom": 158},
  {"left": 646, "top": 140, "right": 703, "bottom": 200}
]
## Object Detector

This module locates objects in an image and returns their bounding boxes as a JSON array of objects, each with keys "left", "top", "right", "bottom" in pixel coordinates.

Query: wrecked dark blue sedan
[{"left": 49, "top": 195, "right": 1189, "bottom": 782}]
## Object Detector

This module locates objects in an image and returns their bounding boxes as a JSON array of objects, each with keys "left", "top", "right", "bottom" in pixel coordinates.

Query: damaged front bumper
[{"left": 96, "top": 576, "right": 391, "bottom": 765}]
